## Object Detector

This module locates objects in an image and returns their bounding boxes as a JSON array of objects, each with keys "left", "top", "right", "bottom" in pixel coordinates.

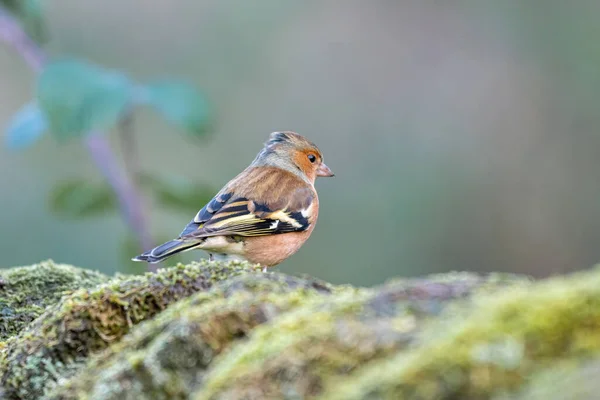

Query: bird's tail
[{"left": 132, "top": 239, "right": 201, "bottom": 263}]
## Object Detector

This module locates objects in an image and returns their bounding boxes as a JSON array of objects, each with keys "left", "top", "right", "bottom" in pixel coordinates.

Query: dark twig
[{"left": 0, "top": 5, "right": 155, "bottom": 269}]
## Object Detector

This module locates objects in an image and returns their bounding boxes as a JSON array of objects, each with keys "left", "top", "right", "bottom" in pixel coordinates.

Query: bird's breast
[
  {"left": 245, "top": 193, "right": 319, "bottom": 267},
  {"left": 242, "top": 230, "right": 314, "bottom": 267}
]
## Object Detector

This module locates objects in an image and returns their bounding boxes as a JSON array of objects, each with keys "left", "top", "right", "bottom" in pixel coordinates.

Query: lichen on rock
[
  {"left": 0, "top": 259, "right": 109, "bottom": 341},
  {"left": 0, "top": 260, "right": 262, "bottom": 400},
  {"left": 48, "top": 272, "right": 340, "bottom": 400}
]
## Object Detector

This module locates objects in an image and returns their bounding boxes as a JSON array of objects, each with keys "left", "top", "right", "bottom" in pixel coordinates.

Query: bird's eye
[{"left": 307, "top": 154, "right": 317, "bottom": 163}]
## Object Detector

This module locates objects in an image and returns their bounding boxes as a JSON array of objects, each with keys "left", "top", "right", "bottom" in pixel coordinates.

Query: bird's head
[{"left": 255, "top": 131, "right": 334, "bottom": 183}]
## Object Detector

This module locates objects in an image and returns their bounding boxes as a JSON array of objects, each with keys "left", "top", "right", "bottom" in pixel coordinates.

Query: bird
[{"left": 132, "top": 131, "right": 334, "bottom": 271}]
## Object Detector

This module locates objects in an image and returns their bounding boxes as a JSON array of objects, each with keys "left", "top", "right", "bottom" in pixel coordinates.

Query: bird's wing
[{"left": 177, "top": 168, "right": 315, "bottom": 239}]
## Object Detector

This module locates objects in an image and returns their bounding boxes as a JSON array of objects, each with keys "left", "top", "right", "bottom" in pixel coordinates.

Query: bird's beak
[{"left": 316, "top": 162, "right": 335, "bottom": 177}]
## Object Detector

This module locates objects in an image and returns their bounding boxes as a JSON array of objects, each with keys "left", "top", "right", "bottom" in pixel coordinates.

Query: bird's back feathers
[{"left": 178, "top": 167, "right": 315, "bottom": 238}]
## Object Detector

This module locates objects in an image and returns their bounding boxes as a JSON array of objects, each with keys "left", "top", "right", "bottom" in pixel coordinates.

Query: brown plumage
[{"left": 133, "top": 131, "right": 334, "bottom": 270}]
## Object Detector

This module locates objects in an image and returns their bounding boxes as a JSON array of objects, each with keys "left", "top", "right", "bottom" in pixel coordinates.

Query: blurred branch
[
  {"left": 84, "top": 135, "right": 153, "bottom": 256},
  {"left": 0, "top": 5, "right": 155, "bottom": 268},
  {"left": 0, "top": 6, "right": 45, "bottom": 71}
]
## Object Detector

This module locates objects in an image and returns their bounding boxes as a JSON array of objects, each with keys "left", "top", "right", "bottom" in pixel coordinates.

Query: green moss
[
  {"left": 321, "top": 266, "right": 600, "bottom": 400},
  {"left": 0, "top": 260, "right": 261, "bottom": 400},
  {"left": 196, "top": 272, "right": 526, "bottom": 400},
  {"left": 47, "top": 272, "right": 337, "bottom": 400},
  {"left": 0, "top": 260, "right": 108, "bottom": 341}
]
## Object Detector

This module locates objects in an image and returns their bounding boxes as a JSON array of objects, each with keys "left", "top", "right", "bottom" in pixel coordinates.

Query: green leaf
[
  {"left": 49, "top": 179, "right": 118, "bottom": 219},
  {"left": 135, "top": 80, "right": 212, "bottom": 138},
  {"left": 36, "top": 59, "right": 133, "bottom": 142},
  {"left": 138, "top": 173, "right": 215, "bottom": 214},
  {"left": 4, "top": 102, "right": 47, "bottom": 150},
  {"left": 2, "top": 0, "right": 48, "bottom": 43}
]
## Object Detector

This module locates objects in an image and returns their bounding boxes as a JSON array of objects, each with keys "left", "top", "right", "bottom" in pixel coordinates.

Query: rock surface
[{"left": 1, "top": 260, "right": 599, "bottom": 399}]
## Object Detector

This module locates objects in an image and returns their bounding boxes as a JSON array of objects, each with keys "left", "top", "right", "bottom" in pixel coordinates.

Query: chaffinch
[{"left": 133, "top": 131, "right": 334, "bottom": 271}]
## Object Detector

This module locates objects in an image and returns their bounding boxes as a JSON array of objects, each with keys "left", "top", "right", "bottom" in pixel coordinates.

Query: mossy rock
[
  {"left": 0, "top": 260, "right": 109, "bottom": 341},
  {"left": 0, "top": 260, "right": 263, "bottom": 400},
  {"left": 196, "top": 272, "right": 527, "bottom": 399},
  {"left": 322, "top": 266, "right": 600, "bottom": 400},
  {"left": 48, "top": 272, "right": 340, "bottom": 400},
  {"left": 497, "top": 359, "right": 600, "bottom": 400},
  {"left": 6, "top": 259, "right": 600, "bottom": 400}
]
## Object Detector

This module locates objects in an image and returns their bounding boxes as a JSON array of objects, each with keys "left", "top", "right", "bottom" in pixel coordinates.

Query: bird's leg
[
  {"left": 209, "top": 253, "right": 214, "bottom": 262},
  {"left": 262, "top": 266, "right": 267, "bottom": 273}
]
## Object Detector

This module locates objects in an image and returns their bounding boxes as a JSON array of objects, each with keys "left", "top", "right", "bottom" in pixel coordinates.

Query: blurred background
[{"left": 2, "top": 1, "right": 600, "bottom": 286}]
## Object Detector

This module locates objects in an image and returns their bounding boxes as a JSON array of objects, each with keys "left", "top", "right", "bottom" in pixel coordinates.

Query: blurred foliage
[
  {"left": 1, "top": 6, "right": 216, "bottom": 270},
  {"left": 48, "top": 175, "right": 216, "bottom": 221},
  {"left": 138, "top": 173, "right": 215, "bottom": 216},
  {"left": 1, "top": 0, "right": 47, "bottom": 43},
  {"left": 49, "top": 180, "right": 117, "bottom": 219},
  {"left": 36, "top": 59, "right": 133, "bottom": 142},
  {"left": 4, "top": 102, "right": 47, "bottom": 150},
  {"left": 136, "top": 80, "right": 213, "bottom": 137},
  {"left": 6, "top": 59, "right": 212, "bottom": 148}
]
